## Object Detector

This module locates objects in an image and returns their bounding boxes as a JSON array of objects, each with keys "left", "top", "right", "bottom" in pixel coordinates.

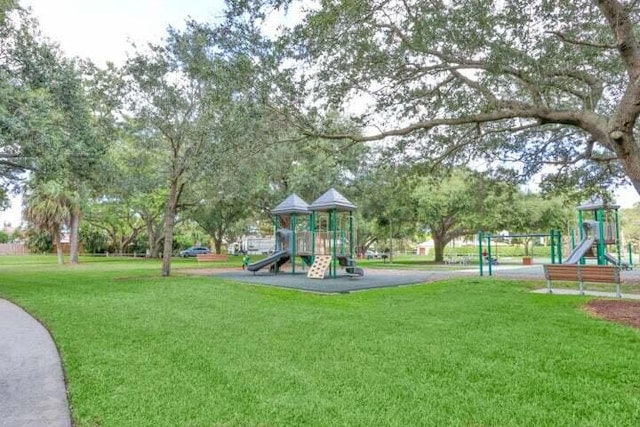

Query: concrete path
[
  {"left": 0, "top": 299, "right": 71, "bottom": 427},
  {"left": 531, "top": 288, "right": 640, "bottom": 300}
]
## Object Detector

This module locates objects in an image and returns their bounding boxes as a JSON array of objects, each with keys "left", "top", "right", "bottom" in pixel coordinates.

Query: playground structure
[
  {"left": 246, "top": 194, "right": 313, "bottom": 274},
  {"left": 564, "top": 199, "right": 631, "bottom": 269},
  {"left": 541, "top": 199, "right": 631, "bottom": 297},
  {"left": 246, "top": 189, "right": 364, "bottom": 279},
  {"left": 479, "top": 199, "right": 633, "bottom": 277}
]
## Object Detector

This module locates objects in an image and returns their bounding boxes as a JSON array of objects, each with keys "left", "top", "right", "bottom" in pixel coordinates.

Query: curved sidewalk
[{"left": 0, "top": 299, "right": 71, "bottom": 427}]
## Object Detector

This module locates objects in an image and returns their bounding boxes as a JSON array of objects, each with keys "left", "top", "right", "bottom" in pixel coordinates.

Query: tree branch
[
  {"left": 303, "top": 108, "right": 607, "bottom": 144},
  {"left": 546, "top": 30, "right": 617, "bottom": 50},
  {"left": 596, "top": 0, "right": 640, "bottom": 79}
]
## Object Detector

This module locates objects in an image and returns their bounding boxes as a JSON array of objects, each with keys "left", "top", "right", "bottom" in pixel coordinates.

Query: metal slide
[
  {"left": 246, "top": 250, "right": 290, "bottom": 272},
  {"left": 337, "top": 255, "right": 364, "bottom": 277},
  {"left": 604, "top": 252, "right": 630, "bottom": 269},
  {"left": 563, "top": 238, "right": 595, "bottom": 264}
]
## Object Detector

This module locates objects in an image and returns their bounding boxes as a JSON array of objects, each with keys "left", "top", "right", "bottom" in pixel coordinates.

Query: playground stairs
[{"left": 307, "top": 255, "right": 332, "bottom": 279}]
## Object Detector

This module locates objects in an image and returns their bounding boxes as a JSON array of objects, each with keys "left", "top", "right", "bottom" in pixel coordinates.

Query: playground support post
[
  {"left": 478, "top": 231, "right": 484, "bottom": 277},
  {"left": 291, "top": 213, "right": 297, "bottom": 274},
  {"left": 477, "top": 231, "right": 495, "bottom": 276},
  {"left": 615, "top": 209, "right": 622, "bottom": 265},
  {"left": 549, "top": 229, "right": 563, "bottom": 264},
  {"left": 629, "top": 243, "right": 634, "bottom": 267},
  {"left": 597, "top": 207, "right": 606, "bottom": 265},
  {"left": 331, "top": 208, "right": 337, "bottom": 278},
  {"left": 556, "top": 230, "right": 562, "bottom": 264},
  {"left": 273, "top": 214, "right": 280, "bottom": 273},
  {"left": 349, "top": 212, "right": 354, "bottom": 260},
  {"left": 487, "top": 233, "right": 493, "bottom": 276},
  {"left": 578, "top": 210, "right": 585, "bottom": 265},
  {"left": 310, "top": 211, "right": 316, "bottom": 264}
]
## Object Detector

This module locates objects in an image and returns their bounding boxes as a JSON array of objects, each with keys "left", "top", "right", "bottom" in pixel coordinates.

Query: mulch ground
[{"left": 585, "top": 300, "right": 640, "bottom": 329}]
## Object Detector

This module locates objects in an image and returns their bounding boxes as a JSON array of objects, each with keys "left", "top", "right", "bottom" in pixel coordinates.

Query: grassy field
[{"left": 0, "top": 256, "right": 639, "bottom": 426}]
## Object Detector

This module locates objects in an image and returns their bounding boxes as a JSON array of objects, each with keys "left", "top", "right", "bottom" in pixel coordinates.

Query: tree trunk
[
  {"left": 55, "top": 233, "right": 64, "bottom": 265},
  {"left": 69, "top": 211, "right": 81, "bottom": 264},
  {"left": 433, "top": 236, "right": 446, "bottom": 263},
  {"left": 616, "top": 137, "right": 640, "bottom": 196},
  {"left": 161, "top": 181, "right": 180, "bottom": 276},
  {"left": 144, "top": 216, "right": 163, "bottom": 257},
  {"left": 214, "top": 238, "right": 223, "bottom": 254},
  {"left": 146, "top": 222, "right": 156, "bottom": 257},
  {"left": 153, "top": 235, "right": 163, "bottom": 258}
]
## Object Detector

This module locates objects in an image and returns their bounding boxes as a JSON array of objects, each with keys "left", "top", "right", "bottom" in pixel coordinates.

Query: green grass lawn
[{"left": 1, "top": 256, "right": 639, "bottom": 426}]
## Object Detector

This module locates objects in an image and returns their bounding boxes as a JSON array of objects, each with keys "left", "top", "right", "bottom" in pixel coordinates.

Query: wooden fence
[{"left": 0, "top": 243, "right": 28, "bottom": 255}]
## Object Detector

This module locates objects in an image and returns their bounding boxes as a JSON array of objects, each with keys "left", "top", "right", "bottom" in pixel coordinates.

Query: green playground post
[
  {"left": 557, "top": 230, "right": 563, "bottom": 264},
  {"left": 273, "top": 214, "right": 280, "bottom": 273},
  {"left": 578, "top": 210, "right": 585, "bottom": 265},
  {"left": 487, "top": 233, "right": 493, "bottom": 277},
  {"left": 597, "top": 207, "right": 606, "bottom": 265},
  {"left": 331, "top": 208, "right": 337, "bottom": 278},
  {"left": 478, "top": 231, "right": 484, "bottom": 277},
  {"left": 349, "top": 212, "right": 354, "bottom": 259},
  {"left": 629, "top": 243, "right": 634, "bottom": 267},
  {"left": 550, "top": 229, "right": 556, "bottom": 264},
  {"left": 578, "top": 210, "right": 584, "bottom": 239},
  {"left": 291, "top": 213, "right": 297, "bottom": 274},
  {"left": 310, "top": 211, "right": 316, "bottom": 264},
  {"left": 615, "top": 208, "right": 622, "bottom": 265}
]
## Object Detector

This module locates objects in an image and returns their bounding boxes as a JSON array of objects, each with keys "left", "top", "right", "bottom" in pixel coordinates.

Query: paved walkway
[
  {"left": 531, "top": 288, "right": 640, "bottom": 299},
  {"left": 0, "top": 299, "right": 71, "bottom": 427}
]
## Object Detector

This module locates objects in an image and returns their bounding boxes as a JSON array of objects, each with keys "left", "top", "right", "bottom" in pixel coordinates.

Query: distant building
[{"left": 416, "top": 241, "right": 434, "bottom": 255}]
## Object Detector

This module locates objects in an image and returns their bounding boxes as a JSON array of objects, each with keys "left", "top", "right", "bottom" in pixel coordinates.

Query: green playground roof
[
  {"left": 272, "top": 193, "right": 310, "bottom": 215},
  {"left": 577, "top": 198, "right": 620, "bottom": 211},
  {"left": 309, "top": 188, "right": 356, "bottom": 212}
]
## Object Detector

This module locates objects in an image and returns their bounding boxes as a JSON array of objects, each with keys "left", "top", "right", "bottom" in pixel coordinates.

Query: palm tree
[{"left": 23, "top": 181, "right": 73, "bottom": 265}]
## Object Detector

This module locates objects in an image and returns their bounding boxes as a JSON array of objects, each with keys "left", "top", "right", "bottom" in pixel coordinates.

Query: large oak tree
[{"left": 229, "top": 0, "right": 640, "bottom": 196}]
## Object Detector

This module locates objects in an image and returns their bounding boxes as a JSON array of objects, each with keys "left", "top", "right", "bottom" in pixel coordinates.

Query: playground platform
[
  {"left": 213, "top": 268, "right": 478, "bottom": 293},
  {"left": 210, "top": 263, "right": 640, "bottom": 295}
]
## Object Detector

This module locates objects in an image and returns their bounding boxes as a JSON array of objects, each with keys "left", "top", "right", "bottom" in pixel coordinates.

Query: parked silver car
[{"left": 179, "top": 246, "right": 211, "bottom": 257}]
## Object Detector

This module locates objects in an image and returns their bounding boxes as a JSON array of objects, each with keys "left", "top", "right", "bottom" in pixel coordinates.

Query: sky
[
  {"left": 1, "top": 0, "right": 640, "bottom": 226},
  {"left": 21, "top": 0, "right": 227, "bottom": 66}
]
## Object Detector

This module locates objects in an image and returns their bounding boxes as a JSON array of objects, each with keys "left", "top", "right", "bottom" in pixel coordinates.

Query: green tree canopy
[
  {"left": 23, "top": 180, "right": 74, "bottom": 264},
  {"left": 413, "top": 168, "right": 520, "bottom": 262},
  {"left": 621, "top": 203, "right": 640, "bottom": 249},
  {"left": 226, "top": 0, "right": 640, "bottom": 198}
]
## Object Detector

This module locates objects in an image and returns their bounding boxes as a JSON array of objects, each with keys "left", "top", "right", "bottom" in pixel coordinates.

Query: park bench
[
  {"left": 445, "top": 255, "right": 472, "bottom": 265},
  {"left": 196, "top": 253, "right": 229, "bottom": 262},
  {"left": 543, "top": 264, "right": 621, "bottom": 297}
]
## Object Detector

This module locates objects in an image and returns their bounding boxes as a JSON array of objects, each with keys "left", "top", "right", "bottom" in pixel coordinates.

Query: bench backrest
[
  {"left": 196, "top": 254, "right": 229, "bottom": 262},
  {"left": 543, "top": 264, "right": 620, "bottom": 284}
]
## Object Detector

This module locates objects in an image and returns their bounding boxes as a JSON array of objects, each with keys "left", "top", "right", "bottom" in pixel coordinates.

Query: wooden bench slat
[
  {"left": 196, "top": 254, "right": 229, "bottom": 262},
  {"left": 543, "top": 264, "right": 620, "bottom": 284}
]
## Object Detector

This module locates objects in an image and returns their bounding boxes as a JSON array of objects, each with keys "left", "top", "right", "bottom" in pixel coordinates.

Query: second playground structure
[
  {"left": 479, "top": 198, "right": 632, "bottom": 276},
  {"left": 563, "top": 199, "right": 630, "bottom": 268},
  {"left": 246, "top": 189, "right": 364, "bottom": 279}
]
